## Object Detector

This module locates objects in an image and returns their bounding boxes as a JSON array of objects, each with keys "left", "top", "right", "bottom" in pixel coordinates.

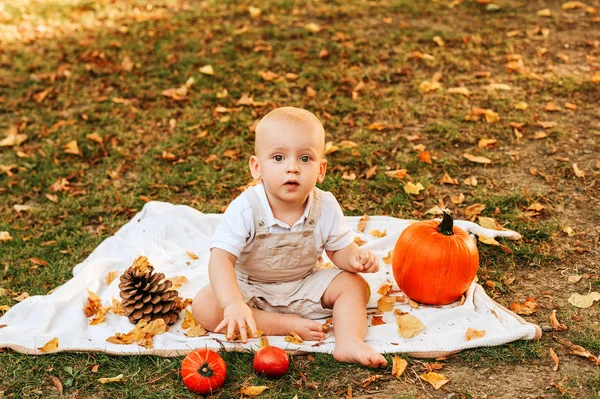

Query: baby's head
[{"left": 250, "top": 107, "right": 327, "bottom": 204}]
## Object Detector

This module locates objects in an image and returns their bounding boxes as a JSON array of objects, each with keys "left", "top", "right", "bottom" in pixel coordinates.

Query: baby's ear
[
  {"left": 249, "top": 155, "right": 261, "bottom": 180},
  {"left": 317, "top": 158, "right": 327, "bottom": 183}
]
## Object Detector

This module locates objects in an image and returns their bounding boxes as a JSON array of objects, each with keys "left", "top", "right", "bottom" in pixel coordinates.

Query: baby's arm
[
  {"left": 209, "top": 248, "right": 257, "bottom": 342},
  {"left": 326, "top": 242, "right": 379, "bottom": 274}
]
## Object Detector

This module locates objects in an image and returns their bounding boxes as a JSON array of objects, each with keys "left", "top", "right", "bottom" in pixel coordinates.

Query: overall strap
[
  {"left": 305, "top": 188, "right": 323, "bottom": 230},
  {"left": 245, "top": 188, "right": 269, "bottom": 234}
]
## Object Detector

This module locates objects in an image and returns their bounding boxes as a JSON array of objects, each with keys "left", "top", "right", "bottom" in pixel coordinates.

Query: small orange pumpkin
[{"left": 392, "top": 211, "right": 479, "bottom": 305}]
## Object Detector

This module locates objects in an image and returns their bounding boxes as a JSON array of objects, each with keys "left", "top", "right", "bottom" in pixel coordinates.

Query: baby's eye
[
  {"left": 273, "top": 154, "right": 284, "bottom": 162},
  {"left": 300, "top": 155, "right": 311, "bottom": 162}
]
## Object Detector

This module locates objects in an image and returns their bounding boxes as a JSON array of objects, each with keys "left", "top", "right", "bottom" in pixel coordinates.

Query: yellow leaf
[
  {"left": 377, "top": 281, "right": 393, "bottom": 296},
  {"left": 562, "top": 226, "right": 575, "bottom": 236},
  {"left": 385, "top": 169, "right": 408, "bottom": 179},
  {"left": 13, "top": 204, "right": 33, "bottom": 213},
  {"left": 284, "top": 331, "right": 303, "bottom": 344},
  {"left": 403, "top": 182, "right": 424, "bottom": 195},
  {"left": 392, "top": 356, "right": 408, "bottom": 377},
  {"left": 527, "top": 202, "right": 545, "bottom": 211},
  {"left": 572, "top": 163, "right": 585, "bottom": 178},
  {"left": 86, "top": 133, "right": 103, "bottom": 144},
  {"left": 463, "top": 176, "right": 478, "bottom": 186},
  {"left": 549, "top": 348, "right": 559, "bottom": 372},
  {"left": 509, "top": 297, "right": 538, "bottom": 315},
  {"left": 463, "top": 153, "right": 491, "bottom": 164},
  {"left": 367, "top": 122, "right": 387, "bottom": 131},
  {"left": 478, "top": 216, "right": 504, "bottom": 230},
  {"left": 185, "top": 324, "right": 208, "bottom": 337},
  {"left": 168, "top": 276, "right": 188, "bottom": 289},
  {"left": 562, "top": 1, "right": 589, "bottom": 10},
  {"left": 382, "top": 250, "right": 393, "bottom": 265},
  {"left": 304, "top": 23, "right": 321, "bottom": 33},
  {"left": 0, "top": 231, "right": 12, "bottom": 242},
  {"left": 378, "top": 295, "right": 396, "bottom": 312},
  {"left": 0, "top": 127, "right": 27, "bottom": 147},
  {"left": 537, "top": 8, "right": 552, "bottom": 16},
  {"left": 432, "top": 36, "right": 445, "bottom": 47},
  {"left": 485, "top": 83, "right": 512, "bottom": 91},
  {"left": 439, "top": 173, "right": 457, "bottom": 185},
  {"left": 450, "top": 193, "right": 465, "bottom": 204},
  {"left": 369, "top": 229, "right": 387, "bottom": 238},
  {"left": 465, "top": 203, "right": 486, "bottom": 217},
  {"left": 182, "top": 310, "right": 197, "bottom": 329},
  {"left": 84, "top": 290, "right": 103, "bottom": 318},
  {"left": 395, "top": 311, "right": 425, "bottom": 338},
  {"left": 38, "top": 337, "right": 59, "bottom": 352},
  {"left": 342, "top": 171, "right": 356, "bottom": 181},
  {"left": 0, "top": 305, "right": 10, "bottom": 312},
  {"left": 248, "top": 6, "right": 261, "bottom": 18},
  {"left": 484, "top": 109, "right": 500, "bottom": 123},
  {"left": 105, "top": 271, "right": 119, "bottom": 285},
  {"left": 448, "top": 87, "right": 470, "bottom": 96},
  {"left": 514, "top": 101, "right": 528, "bottom": 110},
  {"left": 478, "top": 138, "right": 497, "bottom": 148},
  {"left": 185, "top": 250, "right": 198, "bottom": 260},
  {"left": 420, "top": 372, "right": 450, "bottom": 390},
  {"left": 199, "top": 65, "right": 214, "bottom": 75},
  {"left": 357, "top": 214, "right": 369, "bottom": 233},
  {"left": 258, "top": 70, "right": 279, "bottom": 81},
  {"left": 63, "top": 140, "right": 81, "bottom": 156},
  {"left": 240, "top": 386, "right": 268, "bottom": 396},
  {"left": 568, "top": 292, "right": 600, "bottom": 308},
  {"left": 425, "top": 205, "right": 444, "bottom": 215},
  {"left": 98, "top": 374, "right": 124, "bottom": 384},
  {"left": 419, "top": 80, "right": 441, "bottom": 93},
  {"left": 465, "top": 327, "right": 486, "bottom": 341}
]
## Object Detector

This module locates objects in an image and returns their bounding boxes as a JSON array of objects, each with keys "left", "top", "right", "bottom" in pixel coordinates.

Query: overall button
[
  {"left": 258, "top": 221, "right": 265, "bottom": 227},
  {"left": 303, "top": 231, "right": 311, "bottom": 237},
  {"left": 258, "top": 234, "right": 267, "bottom": 239},
  {"left": 307, "top": 219, "right": 315, "bottom": 226}
]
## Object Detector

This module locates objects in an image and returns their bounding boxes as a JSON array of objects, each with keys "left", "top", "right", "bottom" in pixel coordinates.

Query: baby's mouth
[{"left": 284, "top": 181, "right": 299, "bottom": 187}]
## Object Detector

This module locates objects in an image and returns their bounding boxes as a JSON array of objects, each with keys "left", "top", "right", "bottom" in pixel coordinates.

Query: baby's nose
[{"left": 287, "top": 160, "right": 300, "bottom": 173}]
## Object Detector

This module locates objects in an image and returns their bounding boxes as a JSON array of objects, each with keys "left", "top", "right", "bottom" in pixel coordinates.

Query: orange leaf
[{"left": 38, "top": 337, "right": 59, "bottom": 352}]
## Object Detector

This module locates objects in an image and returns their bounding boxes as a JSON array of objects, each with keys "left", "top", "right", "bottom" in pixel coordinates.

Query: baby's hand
[
  {"left": 348, "top": 249, "right": 379, "bottom": 274},
  {"left": 215, "top": 300, "right": 257, "bottom": 343}
]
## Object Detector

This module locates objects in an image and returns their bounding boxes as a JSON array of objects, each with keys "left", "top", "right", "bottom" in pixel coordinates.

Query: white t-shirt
[{"left": 210, "top": 183, "right": 355, "bottom": 263}]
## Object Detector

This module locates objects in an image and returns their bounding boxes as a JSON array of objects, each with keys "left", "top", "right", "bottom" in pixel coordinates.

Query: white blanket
[{"left": 0, "top": 201, "right": 541, "bottom": 358}]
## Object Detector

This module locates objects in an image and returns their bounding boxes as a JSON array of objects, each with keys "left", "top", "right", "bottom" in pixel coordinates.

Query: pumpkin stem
[
  {"left": 438, "top": 210, "right": 454, "bottom": 236},
  {"left": 199, "top": 362, "right": 214, "bottom": 377}
]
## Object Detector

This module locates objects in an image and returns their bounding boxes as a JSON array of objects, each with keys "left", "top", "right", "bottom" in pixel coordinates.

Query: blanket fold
[{"left": 0, "top": 201, "right": 541, "bottom": 357}]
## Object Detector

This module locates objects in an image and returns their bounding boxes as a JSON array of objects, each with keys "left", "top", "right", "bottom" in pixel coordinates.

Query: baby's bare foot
[
  {"left": 333, "top": 340, "right": 387, "bottom": 368},
  {"left": 284, "top": 314, "right": 326, "bottom": 341}
]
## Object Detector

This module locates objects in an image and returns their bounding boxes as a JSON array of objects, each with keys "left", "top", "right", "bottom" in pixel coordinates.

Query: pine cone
[{"left": 119, "top": 256, "right": 182, "bottom": 326}]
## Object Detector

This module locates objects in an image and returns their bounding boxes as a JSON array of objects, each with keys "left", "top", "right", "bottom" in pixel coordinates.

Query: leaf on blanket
[
  {"left": 371, "top": 315, "right": 386, "bottom": 326},
  {"left": 465, "top": 327, "right": 486, "bottom": 341},
  {"left": 369, "top": 229, "right": 387, "bottom": 238},
  {"left": 98, "top": 374, "right": 124, "bottom": 384},
  {"left": 354, "top": 236, "right": 367, "bottom": 246},
  {"left": 391, "top": 356, "right": 408, "bottom": 377},
  {"left": 408, "top": 299, "right": 420, "bottom": 309},
  {"left": 419, "top": 372, "right": 449, "bottom": 390},
  {"left": 167, "top": 276, "right": 188, "bottom": 290},
  {"left": 357, "top": 214, "right": 369, "bottom": 233},
  {"left": 182, "top": 310, "right": 197, "bottom": 329},
  {"left": 549, "top": 310, "right": 568, "bottom": 331},
  {"left": 229, "top": 329, "right": 264, "bottom": 341},
  {"left": 322, "top": 318, "right": 333, "bottom": 333},
  {"left": 105, "top": 271, "right": 119, "bottom": 285},
  {"left": 109, "top": 297, "right": 125, "bottom": 315},
  {"left": 509, "top": 297, "right": 538, "bottom": 315},
  {"left": 84, "top": 290, "right": 103, "bottom": 317},
  {"left": 382, "top": 250, "right": 393, "bottom": 265},
  {"left": 377, "top": 280, "right": 393, "bottom": 296},
  {"left": 38, "top": 337, "right": 59, "bottom": 352},
  {"left": 185, "top": 250, "right": 199, "bottom": 260},
  {"left": 477, "top": 216, "right": 504, "bottom": 231},
  {"left": 284, "top": 331, "right": 303, "bottom": 345},
  {"left": 567, "top": 292, "right": 600, "bottom": 308},
  {"left": 106, "top": 319, "right": 168, "bottom": 349},
  {"left": 377, "top": 295, "right": 395, "bottom": 313},
  {"left": 185, "top": 324, "right": 208, "bottom": 337},
  {"left": 395, "top": 311, "right": 425, "bottom": 338}
]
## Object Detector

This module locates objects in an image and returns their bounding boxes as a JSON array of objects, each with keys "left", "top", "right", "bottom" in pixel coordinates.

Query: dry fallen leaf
[
  {"left": 549, "top": 348, "right": 559, "bottom": 371},
  {"left": 105, "top": 271, "right": 119, "bottom": 285},
  {"left": 38, "top": 337, "right": 59, "bottom": 352},
  {"left": 241, "top": 385, "right": 268, "bottom": 396},
  {"left": 371, "top": 315, "right": 386, "bottom": 326},
  {"left": 555, "top": 336, "right": 598, "bottom": 363},
  {"left": 463, "top": 153, "right": 492, "bottom": 164},
  {"left": 357, "top": 214, "right": 369, "bottom": 233},
  {"left": 182, "top": 310, "right": 197, "bottom": 329},
  {"left": 420, "top": 372, "right": 450, "bottom": 390},
  {"left": 465, "top": 327, "right": 486, "bottom": 341},
  {"left": 106, "top": 319, "right": 168, "bottom": 348},
  {"left": 392, "top": 356, "right": 408, "bottom": 377},
  {"left": 382, "top": 250, "right": 393, "bottom": 265},
  {"left": 63, "top": 140, "right": 81, "bottom": 156},
  {"left": 385, "top": 169, "right": 408, "bottom": 179},
  {"left": 98, "top": 374, "right": 124, "bottom": 384},
  {"left": 284, "top": 331, "right": 303, "bottom": 345},
  {"left": 185, "top": 324, "right": 208, "bottom": 337},
  {"left": 168, "top": 276, "right": 188, "bottom": 290},
  {"left": 0, "top": 231, "right": 13, "bottom": 242},
  {"left": 369, "top": 229, "right": 387, "bottom": 238},
  {"left": 199, "top": 65, "right": 214, "bottom": 75},
  {"left": 419, "top": 80, "right": 442, "bottom": 93},
  {"left": 509, "top": 297, "right": 538, "bottom": 315},
  {"left": 567, "top": 292, "right": 600, "bottom": 308},
  {"left": 478, "top": 217, "right": 504, "bottom": 230},
  {"left": 403, "top": 182, "right": 425, "bottom": 195},
  {"left": 396, "top": 311, "right": 425, "bottom": 338},
  {"left": 549, "top": 309, "right": 568, "bottom": 331},
  {"left": 378, "top": 295, "right": 396, "bottom": 313},
  {"left": 448, "top": 87, "right": 470, "bottom": 96}
]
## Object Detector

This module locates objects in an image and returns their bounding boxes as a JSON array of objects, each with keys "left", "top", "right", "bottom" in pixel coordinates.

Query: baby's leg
[
  {"left": 322, "top": 272, "right": 387, "bottom": 368},
  {"left": 191, "top": 285, "right": 326, "bottom": 341}
]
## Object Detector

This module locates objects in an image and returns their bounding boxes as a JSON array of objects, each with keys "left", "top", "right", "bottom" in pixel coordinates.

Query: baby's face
[{"left": 250, "top": 119, "right": 326, "bottom": 206}]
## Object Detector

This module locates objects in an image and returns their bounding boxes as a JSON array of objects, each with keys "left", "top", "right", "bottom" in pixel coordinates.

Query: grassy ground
[{"left": 1, "top": 0, "right": 599, "bottom": 397}]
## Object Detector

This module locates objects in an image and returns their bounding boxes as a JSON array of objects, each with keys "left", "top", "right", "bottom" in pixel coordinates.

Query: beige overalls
[{"left": 235, "top": 187, "right": 343, "bottom": 319}]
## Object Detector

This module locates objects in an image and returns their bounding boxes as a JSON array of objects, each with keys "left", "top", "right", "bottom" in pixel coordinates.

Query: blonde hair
[{"left": 255, "top": 107, "right": 325, "bottom": 153}]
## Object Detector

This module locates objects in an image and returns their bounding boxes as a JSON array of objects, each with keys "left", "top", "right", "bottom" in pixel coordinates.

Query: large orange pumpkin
[{"left": 392, "top": 211, "right": 479, "bottom": 305}]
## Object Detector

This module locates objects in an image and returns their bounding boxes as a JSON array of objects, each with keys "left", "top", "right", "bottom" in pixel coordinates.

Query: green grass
[{"left": 1, "top": 0, "right": 599, "bottom": 397}]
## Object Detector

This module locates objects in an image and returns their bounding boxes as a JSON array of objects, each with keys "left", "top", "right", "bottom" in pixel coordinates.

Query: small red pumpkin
[
  {"left": 253, "top": 338, "right": 289, "bottom": 378},
  {"left": 181, "top": 349, "right": 227, "bottom": 394},
  {"left": 392, "top": 211, "right": 479, "bottom": 305}
]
